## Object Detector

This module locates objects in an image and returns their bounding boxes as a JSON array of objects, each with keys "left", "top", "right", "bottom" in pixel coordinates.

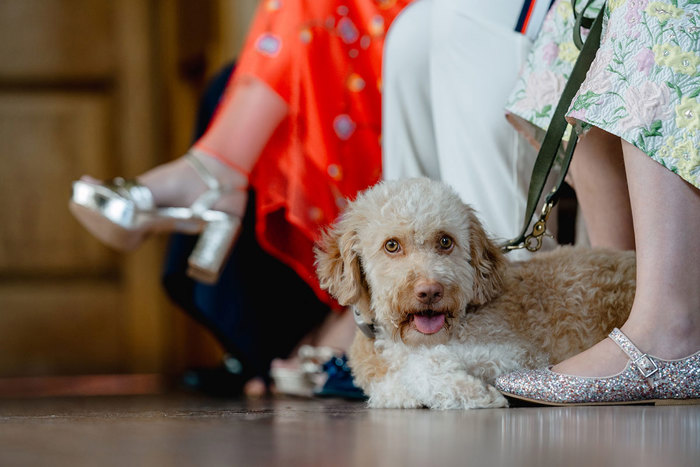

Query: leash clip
[{"left": 506, "top": 197, "right": 555, "bottom": 253}]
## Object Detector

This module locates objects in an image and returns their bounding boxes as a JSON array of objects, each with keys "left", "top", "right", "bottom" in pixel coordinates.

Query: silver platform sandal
[{"left": 69, "top": 152, "right": 242, "bottom": 284}]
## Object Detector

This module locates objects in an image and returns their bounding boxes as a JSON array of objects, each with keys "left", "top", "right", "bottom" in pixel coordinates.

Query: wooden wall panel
[
  {"left": 0, "top": 0, "right": 115, "bottom": 81},
  {"left": 0, "top": 282, "right": 123, "bottom": 376},
  {"left": 215, "top": 0, "right": 258, "bottom": 64},
  {"left": 0, "top": 93, "right": 115, "bottom": 274},
  {"left": 0, "top": 0, "right": 168, "bottom": 379},
  {"left": 0, "top": 0, "right": 261, "bottom": 381}
]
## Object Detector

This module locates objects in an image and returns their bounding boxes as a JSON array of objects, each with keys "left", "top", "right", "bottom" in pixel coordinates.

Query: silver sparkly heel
[
  {"left": 187, "top": 213, "right": 241, "bottom": 284},
  {"left": 495, "top": 328, "right": 700, "bottom": 406},
  {"left": 69, "top": 151, "right": 243, "bottom": 284}
]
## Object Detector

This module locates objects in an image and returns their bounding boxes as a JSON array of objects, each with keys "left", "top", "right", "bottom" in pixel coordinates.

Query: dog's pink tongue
[{"left": 413, "top": 313, "right": 445, "bottom": 334}]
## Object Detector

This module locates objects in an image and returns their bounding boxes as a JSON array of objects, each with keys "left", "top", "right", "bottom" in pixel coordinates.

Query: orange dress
[{"left": 199, "top": 0, "right": 410, "bottom": 306}]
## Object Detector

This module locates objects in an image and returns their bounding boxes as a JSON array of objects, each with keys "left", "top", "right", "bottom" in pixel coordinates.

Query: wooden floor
[{"left": 0, "top": 394, "right": 698, "bottom": 467}]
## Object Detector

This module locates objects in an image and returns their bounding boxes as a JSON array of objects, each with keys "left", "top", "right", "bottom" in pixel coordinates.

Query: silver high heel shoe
[
  {"left": 495, "top": 328, "right": 700, "bottom": 406},
  {"left": 69, "top": 152, "right": 242, "bottom": 284}
]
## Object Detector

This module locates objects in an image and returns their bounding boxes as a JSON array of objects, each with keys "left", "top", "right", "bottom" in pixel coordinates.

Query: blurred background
[{"left": 0, "top": 0, "right": 258, "bottom": 395}]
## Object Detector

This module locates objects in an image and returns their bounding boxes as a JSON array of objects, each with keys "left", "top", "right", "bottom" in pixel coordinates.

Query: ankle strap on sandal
[
  {"left": 185, "top": 151, "right": 229, "bottom": 215},
  {"left": 609, "top": 328, "right": 659, "bottom": 379},
  {"left": 186, "top": 150, "right": 222, "bottom": 190}
]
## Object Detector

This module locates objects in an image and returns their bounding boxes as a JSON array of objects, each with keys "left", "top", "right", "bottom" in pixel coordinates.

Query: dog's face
[{"left": 315, "top": 178, "right": 504, "bottom": 346}]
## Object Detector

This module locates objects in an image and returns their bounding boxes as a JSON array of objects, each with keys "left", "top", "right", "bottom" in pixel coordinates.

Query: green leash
[{"left": 503, "top": 1, "right": 605, "bottom": 253}]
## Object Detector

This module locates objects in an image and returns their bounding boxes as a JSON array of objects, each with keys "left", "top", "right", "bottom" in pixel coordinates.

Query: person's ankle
[
  {"left": 189, "top": 148, "right": 249, "bottom": 192},
  {"left": 620, "top": 309, "right": 700, "bottom": 360},
  {"left": 136, "top": 153, "right": 248, "bottom": 216}
]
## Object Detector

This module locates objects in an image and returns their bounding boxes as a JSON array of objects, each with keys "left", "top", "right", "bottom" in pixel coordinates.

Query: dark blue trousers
[{"left": 161, "top": 64, "right": 329, "bottom": 381}]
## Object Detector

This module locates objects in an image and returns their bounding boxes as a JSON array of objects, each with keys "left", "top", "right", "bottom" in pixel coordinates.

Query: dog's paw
[
  {"left": 367, "top": 394, "right": 424, "bottom": 409},
  {"left": 446, "top": 377, "right": 508, "bottom": 409},
  {"left": 480, "top": 384, "right": 509, "bottom": 408},
  {"left": 366, "top": 380, "right": 425, "bottom": 409}
]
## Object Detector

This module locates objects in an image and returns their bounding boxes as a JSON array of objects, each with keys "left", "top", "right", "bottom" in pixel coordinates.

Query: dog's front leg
[
  {"left": 349, "top": 335, "right": 431, "bottom": 409},
  {"left": 367, "top": 368, "right": 507, "bottom": 409},
  {"left": 450, "top": 374, "right": 508, "bottom": 409},
  {"left": 369, "top": 347, "right": 510, "bottom": 409},
  {"left": 366, "top": 372, "right": 426, "bottom": 408},
  {"left": 348, "top": 333, "right": 391, "bottom": 393}
]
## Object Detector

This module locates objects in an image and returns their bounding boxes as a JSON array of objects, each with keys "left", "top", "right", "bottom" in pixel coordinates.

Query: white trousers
[{"left": 382, "top": 0, "right": 554, "bottom": 257}]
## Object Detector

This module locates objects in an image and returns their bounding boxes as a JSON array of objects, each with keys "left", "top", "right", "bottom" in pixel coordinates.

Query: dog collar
[{"left": 353, "top": 307, "right": 376, "bottom": 339}]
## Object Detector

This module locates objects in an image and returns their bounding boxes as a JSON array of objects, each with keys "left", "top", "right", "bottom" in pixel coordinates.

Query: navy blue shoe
[{"left": 314, "top": 355, "right": 367, "bottom": 400}]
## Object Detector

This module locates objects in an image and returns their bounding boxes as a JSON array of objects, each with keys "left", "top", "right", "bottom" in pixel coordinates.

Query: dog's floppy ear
[
  {"left": 467, "top": 208, "right": 505, "bottom": 305},
  {"left": 314, "top": 217, "right": 366, "bottom": 306}
]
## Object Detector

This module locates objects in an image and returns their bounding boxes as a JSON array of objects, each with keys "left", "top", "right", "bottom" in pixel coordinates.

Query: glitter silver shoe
[{"left": 495, "top": 328, "right": 700, "bottom": 406}]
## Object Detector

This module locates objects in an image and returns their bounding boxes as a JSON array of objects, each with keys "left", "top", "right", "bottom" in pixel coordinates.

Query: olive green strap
[
  {"left": 503, "top": 3, "right": 605, "bottom": 253},
  {"left": 573, "top": 0, "right": 597, "bottom": 48}
]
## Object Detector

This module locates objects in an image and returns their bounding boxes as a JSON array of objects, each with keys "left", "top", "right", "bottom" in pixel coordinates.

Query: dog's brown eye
[
  {"left": 384, "top": 239, "right": 401, "bottom": 253},
  {"left": 439, "top": 235, "right": 453, "bottom": 250}
]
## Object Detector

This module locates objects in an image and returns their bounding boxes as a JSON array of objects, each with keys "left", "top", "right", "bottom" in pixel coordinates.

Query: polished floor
[{"left": 0, "top": 394, "right": 698, "bottom": 467}]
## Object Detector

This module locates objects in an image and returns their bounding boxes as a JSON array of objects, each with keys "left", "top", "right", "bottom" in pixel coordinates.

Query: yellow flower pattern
[
  {"left": 653, "top": 43, "right": 681, "bottom": 67},
  {"left": 557, "top": 1, "right": 573, "bottom": 18},
  {"left": 675, "top": 137, "right": 700, "bottom": 183},
  {"left": 669, "top": 52, "right": 700, "bottom": 76},
  {"left": 645, "top": 2, "right": 684, "bottom": 22},
  {"left": 607, "top": 0, "right": 625, "bottom": 12},
  {"left": 558, "top": 42, "right": 580, "bottom": 63},
  {"left": 654, "top": 44, "right": 700, "bottom": 75},
  {"left": 655, "top": 136, "right": 675, "bottom": 160},
  {"left": 675, "top": 97, "right": 700, "bottom": 131}
]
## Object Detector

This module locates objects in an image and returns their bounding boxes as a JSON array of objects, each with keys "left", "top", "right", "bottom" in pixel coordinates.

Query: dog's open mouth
[{"left": 411, "top": 310, "right": 446, "bottom": 335}]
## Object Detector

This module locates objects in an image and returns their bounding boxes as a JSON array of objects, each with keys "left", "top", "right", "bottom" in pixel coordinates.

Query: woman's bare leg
[
  {"left": 567, "top": 126, "right": 635, "bottom": 250},
  {"left": 137, "top": 76, "right": 288, "bottom": 216},
  {"left": 554, "top": 140, "right": 700, "bottom": 376}
]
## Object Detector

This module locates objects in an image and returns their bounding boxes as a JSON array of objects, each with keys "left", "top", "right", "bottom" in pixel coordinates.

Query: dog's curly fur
[{"left": 315, "top": 178, "right": 636, "bottom": 409}]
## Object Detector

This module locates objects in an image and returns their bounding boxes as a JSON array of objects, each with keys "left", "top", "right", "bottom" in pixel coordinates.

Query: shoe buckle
[{"left": 633, "top": 354, "right": 659, "bottom": 378}]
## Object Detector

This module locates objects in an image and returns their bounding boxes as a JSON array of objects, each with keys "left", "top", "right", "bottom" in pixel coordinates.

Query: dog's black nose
[{"left": 415, "top": 281, "right": 444, "bottom": 305}]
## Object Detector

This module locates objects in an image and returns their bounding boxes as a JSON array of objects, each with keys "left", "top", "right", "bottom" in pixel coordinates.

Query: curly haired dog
[{"left": 315, "top": 178, "right": 636, "bottom": 409}]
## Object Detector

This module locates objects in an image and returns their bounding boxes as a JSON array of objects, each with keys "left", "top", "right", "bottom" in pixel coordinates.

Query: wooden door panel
[
  {"left": 0, "top": 0, "right": 169, "bottom": 380},
  {"left": 0, "top": 0, "right": 114, "bottom": 81},
  {"left": 0, "top": 0, "right": 258, "bottom": 382},
  {"left": 0, "top": 93, "right": 116, "bottom": 274},
  {"left": 0, "top": 282, "right": 123, "bottom": 376}
]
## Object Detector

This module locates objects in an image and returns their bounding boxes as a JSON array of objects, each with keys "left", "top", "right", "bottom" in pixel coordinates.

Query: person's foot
[
  {"left": 551, "top": 337, "right": 629, "bottom": 377},
  {"left": 243, "top": 377, "right": 267, "bottom": 398},
  {"left": 136, "top": 150, "right": 249, "bottom": 217},
  {"left": 269, "top": 310, "right": 358, "bottom": 395},
  {"left": 552, "top": 306, "right": 700, "bottom": 377},
  {"left": 270, "top": 309, "right": 357, "bottom": 371}
]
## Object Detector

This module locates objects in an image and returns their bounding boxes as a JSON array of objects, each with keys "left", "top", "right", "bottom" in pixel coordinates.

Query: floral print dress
[{"left": 506, "top": 0, "right": 700, "bottom": 189}]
